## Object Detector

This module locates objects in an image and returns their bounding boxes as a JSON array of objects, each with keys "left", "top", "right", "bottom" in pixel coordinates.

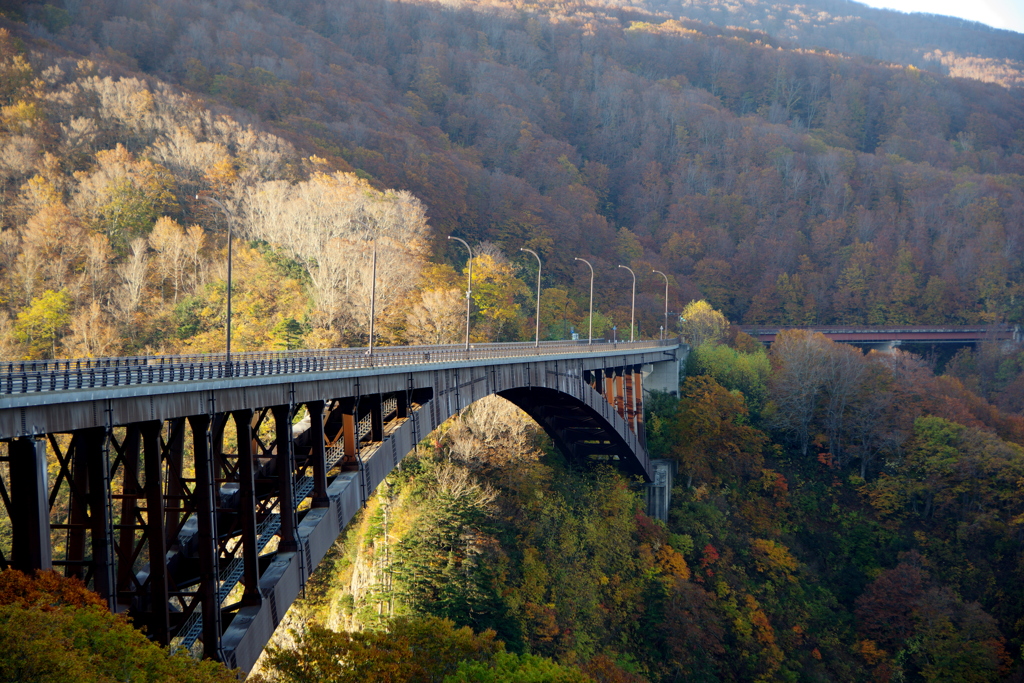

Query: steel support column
[
  {"left": 272, "top": 404, "right": 297, "bottom": 552},
  {"left": 369, "top": 397, "right": 383, "bottom": 442},
  {"left": 141, "top": 420, "right": 170, "bottom": 644},
  {"left": 308, "top": 400, "right": 329, "bottom": 508},
  {"left": 614, "top": 368, "right": 625, "bottom": 420},
  {"left": 233, "top": 409, "right": 262, "bottom": 607},
  {"left": 342, "top": 413, "right": 357, "bottom": 459},
  {"left": 9, "top": 437, "right": 51, "bottom": 573},
  {"left": 163, "top": 418, "right": 186, "bottom": 549},
  {"left": 82, "top": 427, "right": 115, "bottom": 608},
  {"left": 65, "top": 433, "right": 88, "bottom": 579},
  {"left": 396, "top": 390, "right": 408, "bottom": 419},
  {"left": 188, "top": 414, "right": 223, "bottom": 661},
  {"left": 115, "top": 425, "right": 141, "bottom": 602},
  {"left": 624, "top": 369, "right": 636, "bottom": 431},
  {"left": 633, "top": 367, "right": 646, "bottom": 446}
]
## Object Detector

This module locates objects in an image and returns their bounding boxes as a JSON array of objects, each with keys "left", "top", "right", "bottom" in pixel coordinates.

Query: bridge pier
[
  {"left": 645, "top": 459, "right": 675, "bottom": 522},
  {"left": 642, "top": 357, "right": 682, "bottom": 397}
]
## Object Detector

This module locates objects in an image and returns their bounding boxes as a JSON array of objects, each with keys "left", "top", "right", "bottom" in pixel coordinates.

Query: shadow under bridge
[{"left": 0, "top": 340, "right": 682, "bottom": 674}]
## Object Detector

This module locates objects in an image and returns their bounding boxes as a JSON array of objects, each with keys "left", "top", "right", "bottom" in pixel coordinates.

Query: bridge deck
[{"left": 1, "top": 339, "right": 668, "bottom": 398}]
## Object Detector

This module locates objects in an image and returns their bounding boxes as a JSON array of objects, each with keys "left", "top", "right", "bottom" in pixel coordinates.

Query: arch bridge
[{"left": 0, "top": 339, "right": 682, "bottom": 672}]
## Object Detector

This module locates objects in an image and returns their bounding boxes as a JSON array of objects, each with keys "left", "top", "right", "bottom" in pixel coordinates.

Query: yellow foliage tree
[
  {"left": 13, "top": 289, "right": 72, "bottom": 359},
  {"left": 179, "top": 244, "right": 308, "bottom": 352},
  {"left": 469, "top": 253, "right": 529, "bottom": 342},
  {"left": 680, "top": 299, "right": 730, "bottom": 348}
]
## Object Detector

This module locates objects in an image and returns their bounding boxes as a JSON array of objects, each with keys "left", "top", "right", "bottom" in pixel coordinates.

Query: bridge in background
[
  {"left": 737, "top": 324, "right": 1021, "bottom": 347},
  {"left": 0, "top": 339, "right": 683, "bottom": 672}
]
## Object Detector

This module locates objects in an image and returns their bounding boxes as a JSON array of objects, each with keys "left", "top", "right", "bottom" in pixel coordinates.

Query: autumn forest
[{"left": 0, "top": 0, "right": 1024, "bottom": 680}]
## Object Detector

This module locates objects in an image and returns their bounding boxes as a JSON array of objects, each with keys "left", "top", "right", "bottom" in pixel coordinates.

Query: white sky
[{"left": 854, "top": 0, "right": 1024, "bottom": 34}]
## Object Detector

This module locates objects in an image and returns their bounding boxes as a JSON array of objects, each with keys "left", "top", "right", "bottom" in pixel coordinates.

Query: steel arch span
[{"left": 0, "top": 340, "right": 683, "bottom": 672}]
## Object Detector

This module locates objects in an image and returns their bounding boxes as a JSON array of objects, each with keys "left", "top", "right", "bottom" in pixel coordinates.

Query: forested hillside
[
  {"left": 249, "top": 313, "right": 1024, "bottom": 681},
  {"left": 4, "top": 0, "right": 1020, "bottom": 343},
  {"left": 647, "top": 0, "right": 1024, "bottom": 88}
]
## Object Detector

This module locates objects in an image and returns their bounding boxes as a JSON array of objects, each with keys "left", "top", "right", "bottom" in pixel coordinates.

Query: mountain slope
[
  {"left": 647, "top": 0, "right": 1024, "bottom": 87},
  {"left": 8, "top": 0, "right": 1024, "bottom": 333}
]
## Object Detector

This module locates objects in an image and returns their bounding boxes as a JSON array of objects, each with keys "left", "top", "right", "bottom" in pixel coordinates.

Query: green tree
[
  {"left": 854, "top": 557, "right": 1009, "bottom": 682},
  {"left": 391, "top": 461, "right": 504, "bottom": 633},
  {"left": 644, "top": 390, "right": 680, "bottom": 458},
  {"left": 88, "top": 146, "right": 176, "bottom": 254},
  {"left": 262, "top": 617, "right": 503, "bottom": 683},
  {"left": 689, "top": 341, "right": 771, "bottom": 417},
  {"left": 99, "top": 176, "right": 174, "bottom": 253},
  {"left": 538, "top": 287, "right": 577, "bottom": 340},
  {"left": 273, "top": 317, "right": 307, "bottom": 349},
  {"left": 443, "top": 651, "right": 593, "bottom": 682},
  {"left": 669, "top": 375, "right": 766, "bottom": 488}
]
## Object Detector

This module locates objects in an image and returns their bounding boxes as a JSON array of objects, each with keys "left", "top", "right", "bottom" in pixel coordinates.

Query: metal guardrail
[{"left": 0, "top": 339, "right": 676, "bottom": 396}]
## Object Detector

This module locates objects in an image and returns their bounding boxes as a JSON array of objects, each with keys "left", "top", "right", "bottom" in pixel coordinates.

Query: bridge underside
[
  {"left": 500, "top": 383, "right": 647, "bottom": 479},
  {"left": 0, "top": 348, "right": 679, "bottom": 673}
]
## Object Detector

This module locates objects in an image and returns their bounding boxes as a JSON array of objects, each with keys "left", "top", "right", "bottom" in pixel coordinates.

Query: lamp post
[
  {"left": 618, "top": 265, "right": 636, "bottom": 342},
  {"left": 368, "top": 239, "right": 377, "bottom": 357},
  {"left": 447, "top": 236, "right": 473, "bottom": 350},
  {"left": 198, "top": 195, "right": 234, "bottom": 376},
  {"left": 574, "top": 257, "right": 594, "bottom": 345},
  {"left": 652, "top": 270, "right": 669, "bottom": 341},
  {"left": 520, "top": 248, "right": 542, "bottom": 347}
]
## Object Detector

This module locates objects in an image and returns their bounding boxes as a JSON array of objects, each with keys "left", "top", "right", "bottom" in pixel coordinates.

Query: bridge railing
[{"left": 0, "top": 339, "right": 677, "bottom": 395}]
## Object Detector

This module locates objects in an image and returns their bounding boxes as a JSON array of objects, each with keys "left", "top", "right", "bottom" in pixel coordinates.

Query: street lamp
[
  {"left": 520, "top": 248, "right": 542, "bottom": 347},
  {"left": 368, "top": 239, "right": 377, "bottom": 357},
  {"left": 618, "top": 265, "right": 636, "bottom": 342},
  {"left": 574, "top": 257, "right": 594, "bottom": 345},
  {"left": 447, "top": 236, "right": 473, "bottom": 350},
  {"left": 198, "top": 194, "right": 234, "bottom": 376},
  {"left": 652, "top": 270, "right": 669, "bottom": 341}
]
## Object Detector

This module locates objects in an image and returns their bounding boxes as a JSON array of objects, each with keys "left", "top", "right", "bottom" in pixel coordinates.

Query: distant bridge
[
  {"left": 0, "top": 339, "right": 682, "bottom": 672},
  {"left": 736, "top": 324, "right": 1021, "bottom": 346}
]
